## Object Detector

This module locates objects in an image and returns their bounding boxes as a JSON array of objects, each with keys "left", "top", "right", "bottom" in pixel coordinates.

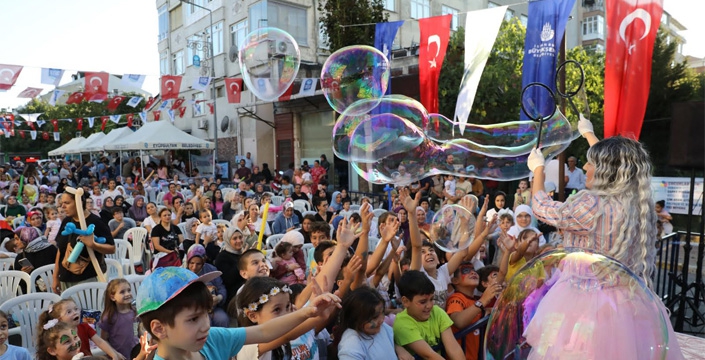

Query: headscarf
[
  {"left": 222, "top": 228, "right": 244, "bottom": 254},
  {"left": 281, "top": 231, "right": 304, "bottom": 246},
  {"left": 129, "top": 195, "right": 147, "bottom": 221},
  {"left": 16, "top": 226, "right": 52, "bottom": 253},
  {"left": 508, "top": 204, "right": 546, "bottom": 245},
  {"left": 183, "top": 217, "right": 199, "bottom": 241},
  {"left": 330, "top": 191, "right": 342, "bottom": 212},
  {"left": 186, "top": 243, "right": 207, "bottom": 263}
]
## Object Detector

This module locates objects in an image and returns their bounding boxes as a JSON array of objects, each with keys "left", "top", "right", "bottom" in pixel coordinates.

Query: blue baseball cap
[{"left": 136, "top": 266, "right": 221, "bottom": 316}]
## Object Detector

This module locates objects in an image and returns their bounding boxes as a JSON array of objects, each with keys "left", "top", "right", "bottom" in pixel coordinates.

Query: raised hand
[
  {"left": 359, "top": 203, "right": 374, "bottom": 231},
  {"left": 399, "top": 187, "right": 421, "bottom": 213},
  {"left": 336, "top": 218, "right": 359, "bottom": 249}
]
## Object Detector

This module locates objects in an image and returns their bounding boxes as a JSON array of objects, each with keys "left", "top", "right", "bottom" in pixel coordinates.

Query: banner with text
[
  {"left": 651, "top": 177, "right": 703, "bottom": 216},
  {"left": 190, "top": 153, "right": 215, "bottom": 178}
]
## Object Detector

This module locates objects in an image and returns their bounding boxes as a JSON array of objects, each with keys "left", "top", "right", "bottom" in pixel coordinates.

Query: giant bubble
[
  {"left": 238, "top": 27, "right": 300, "bottom": 102},
  {"left": 347, "top": 113, "right": 570, "bottom": 185},
  {"left": 429, "top": 204, "right": 476, "bottom": 253},
  {"left": 321, "top": 45, "right": 390, "bottom": 115},
  {"left": 485, "top": 248, "right": 670, "bottom": 360}
]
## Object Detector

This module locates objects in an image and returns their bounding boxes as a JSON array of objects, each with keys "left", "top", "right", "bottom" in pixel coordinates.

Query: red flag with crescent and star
[
  {"left": 604, "top": 0, "right": 663, "bottom": 139},
  {"left": 144, "top": 97, "right": 157, "bottom": 110},
  {"left": 84, "top": 72, "right": 109, "bottom": 102},
  {"left": 418, "top": 14, "right": 452, "bottom": 114},
  {"left": 66, "top": 91, "right": 85, "bottom": 105},
  {"left": 0, "top": 64, "right": 23, "bottom": 90},
  {"left": 178, "top": 107, "right": 186, "bottom": 118},
  {"left": 107, "top": 96, "right": 126, "bottom": 111},
  {"left": 101, "top": 116, "right": 109, "bottom": 131},
  {"left": 224, "top": 78, "right": 243, "bottom": 104},
  {"left": 153, "top": 111, "right": 161, "bottom": 121},
  {"left": 76, "top": 118, "right": 83, "bottom": 131},
  {"left": 172, "top": 98, "right": 185, "bottom": 110},
  {"left": 51, "top": 119, "right": 59, "bottom": 132},
  {"left": 161, "top": 75, "right": 182, "bottom": 100},
  {"left": 126, "top": 113, "right": 134, "bottom": 127}
]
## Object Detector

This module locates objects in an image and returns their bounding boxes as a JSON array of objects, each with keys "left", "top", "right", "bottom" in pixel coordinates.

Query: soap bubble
[
  {"left": 347, "top": 113, "right": 570, "bottom": 185},
  {"left": 429, "top": 204, "right": 476, "bottom": 253},
  {"left": 321, "top": 45, "right": 390, "bottom": 115},
  {"left": 333, "top": 95, "right": 428, "bottom": 161},
  {"left": 484, "top": 248, "right": 670, "bottom": 360},
  {"left": 239, "top": 27, "right": 300, "bottom": 102}
]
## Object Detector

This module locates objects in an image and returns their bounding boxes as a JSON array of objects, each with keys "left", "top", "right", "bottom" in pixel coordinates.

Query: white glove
[
  {"left": 578, "top": 113, "right": 594, "bottom": 137},
  {"left": 71, "top": 353, "right": 85, "bottom": 360},
  {"left": 527, "top": 148, "right": 545, "bottom": 172}
]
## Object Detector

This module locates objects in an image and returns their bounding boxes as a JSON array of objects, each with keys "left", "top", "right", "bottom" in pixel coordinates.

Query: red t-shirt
[
  {"left": 446, "top": 292, "right": 481, "bottom": 360},
  {"left": 77, "top": 322, "right": 97, "bottom": 355}
]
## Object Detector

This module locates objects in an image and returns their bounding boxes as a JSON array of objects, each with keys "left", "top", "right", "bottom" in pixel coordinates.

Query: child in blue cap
[{"left": 136, "top": 266, "right": 340, "bottom": 359}]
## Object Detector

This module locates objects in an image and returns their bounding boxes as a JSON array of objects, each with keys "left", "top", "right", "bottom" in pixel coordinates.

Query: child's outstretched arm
[
  {"left": 245, "top": 293, "right": 341, "bottom": 345},
  {"left": 399, "top": 188, "right": 422, "bottom": 271},
  {"left": 354, "top": 203, "right": 374, "bottom": 286},
  {"left": 497, "top": 235, "right": 513, "bottom": 284},
  {"left": 509, "top": 236, "right": 530, "bottom": 266},
  {"left": 366, "top": 217, "right": 399, "bottom": 277},
  {"left": 440, "top": 327, "right": 465, "bottom": 360}
]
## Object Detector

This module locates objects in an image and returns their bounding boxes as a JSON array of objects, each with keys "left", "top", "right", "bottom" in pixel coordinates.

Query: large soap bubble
[
  {"left": 485, "top": 248, "right": 670, "bottom": 360},
  {"left": 348, "top": 113, "right": 570, "bottom": 185},
  {"left": 429, "top": 204, "right": 476, "bottom": 253},
  {"left": 238, "top": 27, "right": 300, "bottom": 102},
  {"left": 321, "top": 45, "right": 390, "bottom": 115},
  {"left": 333, "top": 95, "right": 428, "bottom": 161}
]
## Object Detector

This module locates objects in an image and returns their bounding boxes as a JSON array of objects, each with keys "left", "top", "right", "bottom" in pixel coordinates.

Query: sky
[{"left": 0, "top": 0, "right": 702, "bottom": 112}]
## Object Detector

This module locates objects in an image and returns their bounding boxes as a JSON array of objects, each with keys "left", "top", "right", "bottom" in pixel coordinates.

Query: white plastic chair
[
  {"left": 302, "top": 243, "right": 314, "bottom": 262},
  {"left": 372, "top": 208, "right": 387, "bottom": 219},
  {"left": 105, "top": 258, "right": 124, "bottom": 280},
  {"left": 177, "top": 222, "right": 188, "bottom": 237},
  {"left": 349, "top": 204, "right": 361, "bottom": 211},
  {"left": 302, "top": 210, "right": 317, "bottom": 218},
  {"left": 60, "top": 281, "right": 107, "bottom": 313},
  {"left": 339, "top": 210, "right": 353, "bottom": 220},
  {"left": 0, "top": 292, "right": 61, "bottom": 356},
  {"left": 0, "top": 270, "right": 31, "bottom": 304},
  {"left": 0, "top": 257, "right": 14, "bottom": 271},
  {"left": 156, "top": 191, "right": 166, "bottom": 206},
  {"left": 368, "top": 237, "right": 381, "bottom": 251},
  {"left": 12, "top": 216, "right": 24, "bottom": 229},
  {"left": 124, "top": 274, "right": 146, "bottom": 296},
  {"left": 271, "top": 196, "right": 285, "bottom": 206},
  {"left": 108, "top": 239, "right": 134, "bottom": 275},
  {"left": 266, "top": 234, "right": 285, "bottom": 249},
  {"left": 30, "top": 264, "right": 56, "bottom": 294},
  {"left": 294, "top": 199, "right": 311, "bottom": 212},
  {"left": 125, "top": 227, "right": 149, "bottom": 270},
  {"left": 212, "top": 219, "right": 231, "bottom": 228},
  {"left": 125, "top": 197, "right": 134, "bottom": 205}
]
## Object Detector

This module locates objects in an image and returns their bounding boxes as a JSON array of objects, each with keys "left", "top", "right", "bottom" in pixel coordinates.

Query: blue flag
[
  {"left": 374, "top": 21, "right": 404, "bottom": 95},
  {"left": 520, "top": 0, "right": 575, "bottom": 120}
]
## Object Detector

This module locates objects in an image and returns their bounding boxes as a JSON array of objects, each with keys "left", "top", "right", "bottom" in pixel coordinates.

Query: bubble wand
[
  {"left": 64, "top": 187, "right": 107, "bottom": 282},
  {"left": 256, "top": 202, "right": 270, "bottom": 252},
  {"left": 17, "top": 175, "right": 24, "bottom": 204}
]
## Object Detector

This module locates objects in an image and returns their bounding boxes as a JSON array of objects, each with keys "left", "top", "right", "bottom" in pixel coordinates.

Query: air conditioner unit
[
  {"left": 198, "top": 119, "right": 209, "bottom": 130},
  {"left": 270, "top": 40, "right": 289, "bottom": 57}
]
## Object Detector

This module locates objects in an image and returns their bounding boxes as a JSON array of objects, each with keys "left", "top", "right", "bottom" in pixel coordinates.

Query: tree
[
  {"left": 318, "top": 0, "right": 388, "bottom": 51},
  {"left": 4, "top": 94, "right": 147, "bottom": 156}
]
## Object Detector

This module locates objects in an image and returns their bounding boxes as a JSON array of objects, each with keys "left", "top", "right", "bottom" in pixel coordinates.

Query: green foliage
[
  {"left": 439, "top": 18, "right": 526, "bottom": 124},
  {"left": 4, "top": 94, "right": 146, "bottom": 156},
  {"left": 318, "top": 0, "right": 388, "bottom": 51}
]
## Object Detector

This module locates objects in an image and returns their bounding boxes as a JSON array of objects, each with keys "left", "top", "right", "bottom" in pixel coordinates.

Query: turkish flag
[
  {"left": 224, "top": 78, "right": 243, "bottom": 104},
  {"left": 278, "top": 83, "right": 294, "bottom": 102},
  {"left": 51, "top": 119, "right": 59, "bottom": 132},
  {"left": 171, "top": 98, "right": 185, "bottom": 110},
  {"left": 107, "top": 96, "right": 126, "bottom": 111},
  {"left": 19, "top": 131, "right": 24, "bottom": 139},
  {"left": 126, "top": 113, "right": 134, "bottom": 127},
  {"left": 5, "top": 114, "right": 14, "bottom": 122},
  {"left": 66, "top": 91, "right": 85, "bottom": 104},
  {"left": 144, "top": 97, "right": 157, "bottom": 110},
  {"left": 153, "top": 110, "right": 161, "bottom": 121},
  {"left": 418, "top": 15, "right": 452, "bottom": 114},
  {"left": 207, "top": 102, "right": 214, "bottom": 114},
  {"left": 101, "top": 116, "right": 108, "bottom": 131},
  {"left": 76, "top": 118, "right": 83, "bottom": 131},
  {"left": 178, "top": 107, "right": 186, "bottom": 118},
  {"left": 604, "top": 0, "right": 663, "bottom": 139},
  {"left": 17, "top": 87, "right": 43, "bottom": 98},
  {"left": 161, "top": 75, "right": 182, "bottom": 100},
  {"left": 84, "top": 72, "right": 110, "bottom": 102},
  {"left": 0, "top": 64, "right": 23, "bottom": 90},
  {"left": 28, "top": 121, "right": 35, "bottom": 130}
]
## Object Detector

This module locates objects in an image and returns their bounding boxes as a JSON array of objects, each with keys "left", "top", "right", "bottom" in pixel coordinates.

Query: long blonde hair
[{"left": 586, "top": 136, "right": 657, "bottom": 287}]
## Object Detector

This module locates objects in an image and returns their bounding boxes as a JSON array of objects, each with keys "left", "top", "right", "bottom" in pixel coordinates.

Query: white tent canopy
[
  {"left": 79, "top": 127, "right": 135, "bottom": 153},
  {"left": 48, "top": 136, "right": 85, "bottom": 157},
  {"left": 105, "top": 121, "right": 214, "bottom": 151},
  {"left": 74, "top": 132, "right": 106, "bottom": 153}
]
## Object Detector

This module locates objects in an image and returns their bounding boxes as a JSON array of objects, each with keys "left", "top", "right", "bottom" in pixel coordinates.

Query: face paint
[
  {"left": 60, "top": 335, "right": 70, "bottom": 343},
  {"left": 71, "top": 329, "right": 77, "bottom": 336},
  {"left": 68, "top": 340, "right": 81, "bottom": 353},
  {"left": 369, "top": 320, "right": 378, "bottom": 329}
]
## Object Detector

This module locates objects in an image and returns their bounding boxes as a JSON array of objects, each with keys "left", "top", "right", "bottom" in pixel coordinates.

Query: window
[
  {"left": 189, "top": 0, "right": 205, "bottom": 14},
  {"left": 520, "top": 15, "right": 529, "bottom": 27},
  {"left": 158, "top": 5, "right": 169, "bottom": 41},
  {"left": 442, "top": 6, "right": 459, "bottom": 31},
  {"left": 207, "top": 22, "right": 224, "bottom": 55},
  {"left": 488, "top": 2, "right": 499, "bottom": 8},
  {"left": 216, "top": 86, "right": 225, "bottom": 98},
  {"left": 384, "top": 0, "right": 395, "bottom": 12},
  {"left": 231, "top": 20, "right": 248, "bottom": 49},
  {"left": 187, "top": 35, "right": 205, "bottom": 66},
  {"left": 410, "top": 0, "right": 430, "bottom": 19},
  {"left": 582, "top": 15, "right": 605, "bottom": 38},
  {"left": 504, "top": 9, "right": 515, "bottom": 22},
  {"left": 173, "top": 50, "right": 184, "bottom": 75},
  {"left": 170, "top": 4, "right": 183, "bottom": 31},
  {"left": 192, "top": 93, "right": 205, "bottom": 116},
  {"left": 249, "top": 1, "right": 308, "bottom": 46},
  {"left": 160, "top": 51, "right": 169, "bottom": 75}
]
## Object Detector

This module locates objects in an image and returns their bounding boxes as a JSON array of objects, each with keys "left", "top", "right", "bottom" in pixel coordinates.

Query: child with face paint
[
  {"left": 0, "top": 310, "right": 31, "bottom": 359},
  {"left": 335, "top": 286, "right": 413, "bottom": 360},
  {"left": 36, "top": 320, "right": 82, "bottom": 360},
  {"left": 37, "top": 299, "right": 124, "bottom": 360}
]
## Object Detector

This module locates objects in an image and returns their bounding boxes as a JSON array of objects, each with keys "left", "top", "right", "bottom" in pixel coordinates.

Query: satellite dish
[
  {"left": 229, "top": 46, "right": 239, "bottom": 63},
  {"left": 221, "top": 115, "right": 230, "bottom": 132}
]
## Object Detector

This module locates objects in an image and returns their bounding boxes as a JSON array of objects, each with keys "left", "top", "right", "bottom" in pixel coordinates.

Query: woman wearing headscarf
[
  {"left": 186, "top": 244, "right": 229, "bottom": 327},
  {"left": 114, "top": 195, "right": 131, "bottom": 214},
  {"left": 220, "top": 191, "right": 242, "bottom": 222},
  {"left": 507, "top": 204, "right": 546, "bottom": 246},
  {"left": 271, "top": 201, "right": 300, "bottom": 235},
  {"left": 329, "top": 191, "right": 343, "bottom": 213},
  {"left": 127, "top": 195, "right": 148, "bottom": 225},
  {"left": 99, "top": 196, "right": 116, "bottom": 226},
  {"left": 1, "top": 195, "right": 26, "bottom": 219},
  {"left": 13, "top": 225, "right": 57, "bottom": 276},
  {"left": 214, "top": 224, "right": 248, "bottom": 306}
]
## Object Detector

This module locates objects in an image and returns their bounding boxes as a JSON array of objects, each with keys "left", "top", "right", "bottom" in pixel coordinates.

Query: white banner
[
  {"left": 651, "top": 177, "right": 703, "bottom": 215},
  {"left": 190, "top": 153, "right": 214, "bottom": 177}
]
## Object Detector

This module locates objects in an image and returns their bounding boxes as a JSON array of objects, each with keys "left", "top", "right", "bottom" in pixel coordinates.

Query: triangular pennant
[
  {"left": 178, "top": 107, "right": 186, "bottom": 118},
  {"left": 109, "top": 115, "right": 121, "bottom": 124},
  {"left": 159, "top": 100, "right": 171, "bottom": 110},
  {"left": 76, "top": 118, "right": 83, "bottom": 131},
  {"left": 167, "top": 109, "right": 175, "bottom": 122},
  {"left": 100, "top": 116, "right": 108, "bottom": 131},
  {"left": 53, "top": 132, "right": 60, "bottom": 142},
  {"left": 153, "top": 110, "right": 161, "bottom": 121},
  {"left": 49, "top": 89, "right": 65, "bottom": 106},
  {"left": 87, "top": 117, "right": 95, "bottom": 128},
  {"left": 139, "top": 112, "right": 147, "bottom": 122},
  {"left": 127, "top": 96, "right": 142, "bottom": 108},
  {"left": 51, "top": 119, "right": 59, "bottom": 132},
  {"left": 126, "top": 113, "right": 134, "bottom": 127},
  {"left": 19, "top": 131, "right": 25, "bottom": 139},
  {"left": 36, "top": 119, "right": 46, "bottom": 128},
  {"left": 30, "top": 130, "right": 37, "bottom": 140}
]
